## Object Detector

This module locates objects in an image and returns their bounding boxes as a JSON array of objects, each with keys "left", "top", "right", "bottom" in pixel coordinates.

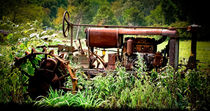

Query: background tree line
[{"left": 0, "top": 0, "right": 209, "bottom": 40}]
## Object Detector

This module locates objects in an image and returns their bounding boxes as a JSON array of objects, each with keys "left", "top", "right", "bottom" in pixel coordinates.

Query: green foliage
[
  {"left": 170, "top": 21, "right": 191, "bottom": 39},
  {"left": 145, "top": 4, "right": 165, "bottom": 26},
  {"left": 0, "top": 18, "right": 62, "bottom": 46},
  {"left": 186, "top": 70, "right": 210, "bottom": 110},
  {"left": 0, "top": 0, "right": 44, "bottom": 23},
  {"left": 0, "top": 20, "right": 62, "bottom": 103},
  {"left": 122, "top": 7, "right": 145, "bottom": 26},
  {"left": 34, "top": 54, "right": 209, "bottom": 110},
  {"left": 160, "top": 0, "right": 180, "bottom": 24},
  {"left": 91, "top": 4, "right": 119, "bottom": 25},
  {"left": 35, "top": 88, "right": 105, "bottom": 108},
  {"left": 0, "top": 46, "right": 26, "bottom": 103}
]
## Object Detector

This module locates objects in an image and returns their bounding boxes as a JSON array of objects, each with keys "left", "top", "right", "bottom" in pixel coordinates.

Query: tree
[
  {"left": 137, "top": 0, "right": 160, "bottom": 16},
  {"left": 145, "top": 4, "right": 165, "bottom": 26},
  {"left": 122, "top": 7, "right": 145, "bottom": 26},
  {"left": 53, "top": 7, "right": 66, "bottom": 25},
  {"left": 111, "top": 0, "right": 124, "bottom": 24},
  {"left": 160, "top": 0, "right": 179, "bottom": 24},
  {"left": 0, "top": 0, "right": 44, "bottom": 23},
  {"left": 91, "top": 4, "right": 119, "bottom": 25},
  {"left": 118, "top": 0, "right": 145, "bottom": 26}
]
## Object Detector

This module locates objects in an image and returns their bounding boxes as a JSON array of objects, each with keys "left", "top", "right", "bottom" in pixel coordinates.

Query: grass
[
  {"left": 34, "top": 88, "right": 105, "bottom": 108},
  {"left": 158, "top": 40, "right": 210, "bottom": 70},
  {"left": 33, "top": 40, "right": 210, "bottom": 110},
  {"left": 1, "top": 38, "right": 209, "bottom": 110}
]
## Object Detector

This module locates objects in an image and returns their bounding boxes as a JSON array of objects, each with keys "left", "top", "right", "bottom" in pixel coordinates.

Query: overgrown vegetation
[
  {"left": 0, "top": 20, "right": 62, "bottom": 103},
  {"left": 0, "top": 0, "right": 210, "bottom": 110},
  {"left": 34, "top": 58, "right": 209, "bottom": 110}
]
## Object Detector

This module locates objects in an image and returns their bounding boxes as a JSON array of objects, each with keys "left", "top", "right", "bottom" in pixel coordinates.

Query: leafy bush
[{"left": 0, "top": 20, "right": 62, "bottom": 103}]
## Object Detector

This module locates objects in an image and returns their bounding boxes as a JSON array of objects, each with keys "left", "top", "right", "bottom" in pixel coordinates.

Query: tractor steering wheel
[{"left": 62, "top": 11, "right": 71, "bottom": 37}]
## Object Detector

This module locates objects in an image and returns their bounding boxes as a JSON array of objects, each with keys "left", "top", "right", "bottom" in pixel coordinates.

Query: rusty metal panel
[
  {"left": 136, "top": 45, "right": 154, "bottom": 53},
  {"left": 86, "top": 28, "right": 177, "bottom": 48},
  {"left": 162, "top": 29, "right": 178, "bottom": 37},
  {"left": 118, "top": 29, "right": 178, "bottom": 37},
  {"left": 134, "top": 38, "right": 156, "bottom": 45},
  {"left": 152, "top": 52, "right": 163, "bottom": 67},
  {"left": 124, "top": 38, "right": 156, "bottom": 53},
  {"left": 119, "top": 29, "right": 162, "bottom": 35},
  {"left": 106, "top": 53, "right": 117, "bottom": 70},
  {"left": 86, "top": 28, "right": 119, "bottom": 48}
]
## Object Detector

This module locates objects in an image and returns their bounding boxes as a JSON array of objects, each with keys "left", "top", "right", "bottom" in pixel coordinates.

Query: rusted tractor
[
  {"left": 14, "top": 10, "right": 200, "bottom": 99},
  {"left": 62, "top": 11, "right": 200, "bottom": 74},
  {"left": 14, "top": 48, "right": 78, "bottom": 99}
]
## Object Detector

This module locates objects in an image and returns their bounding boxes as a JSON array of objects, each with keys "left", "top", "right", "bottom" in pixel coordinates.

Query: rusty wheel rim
[{"left": 63, "top": 11, "right": 70, "bottom": 37}]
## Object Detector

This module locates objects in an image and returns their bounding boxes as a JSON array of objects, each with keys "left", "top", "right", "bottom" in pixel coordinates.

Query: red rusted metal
[
  {"left": 40, "top": 58, "right": 57, "bottom": 70},
  {"left": 124, "top": 38, "right": 156, "bottom": 53},
  {"left": 62, "top": 11, "right": 201, "bottom": 73},
  {"left": 118, "top": 28, "right": 177, "bottom": 37},
  {"left": 136, "top": 45, "right": 154, "bottom": 53},
  {"left": 86, "top": 28, "right": 178, "bottom": 48},
  {"left": 86, "top": 28, "right": 119, "bottom": 48},
  {"left": 86, "top": 28, "right": 177, "bottom": 36},
  {"left": 135, "top": 38, "right": 156, "bottom": 53},
  {"left": 153, "top": 52, "right": 163, "bottom": 67},
  {"left": 14, "top": 48, "right": 78, "bottom": 98},
  {"left": 127, "top": 39, "right": 133, "bottom": 56},
  {"left": 106, "top": 53, "right": 117, "bottom": 70}
]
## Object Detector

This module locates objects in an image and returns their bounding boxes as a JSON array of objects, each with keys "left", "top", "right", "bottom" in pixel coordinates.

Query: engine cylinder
[{"left": 127, "top": 38, "right": 133, "bottom": 56}]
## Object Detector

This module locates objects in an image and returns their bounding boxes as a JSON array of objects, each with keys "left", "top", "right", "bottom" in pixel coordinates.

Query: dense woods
[{"left": 0, "top": 0, "right": 209, "bottom": 40}]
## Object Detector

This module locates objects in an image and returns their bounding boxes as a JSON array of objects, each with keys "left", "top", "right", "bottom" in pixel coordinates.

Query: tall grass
[
  {"left": 35, "top": 52, "right": 209, "bottom": 110},
  {"left": 35, "top": 87, "right": 105, "bottom": 108}
]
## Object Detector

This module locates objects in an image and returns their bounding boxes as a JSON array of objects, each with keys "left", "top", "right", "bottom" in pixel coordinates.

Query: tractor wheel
[{"left": 14, "top": 48, "right": 78, "bottom": 99}]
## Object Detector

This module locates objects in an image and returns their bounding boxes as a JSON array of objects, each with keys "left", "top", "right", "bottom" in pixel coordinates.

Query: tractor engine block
[{"left": 123, "top": 38, "right": 165, "bottom": 71}]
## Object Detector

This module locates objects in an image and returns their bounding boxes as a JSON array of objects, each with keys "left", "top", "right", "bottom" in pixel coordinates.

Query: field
[
  {"left": 180, "top": 41, "right": 210, "bottom": 69},
  {"left": 0, "top": 38, "right": 209, "bottom": 110},
  {"left": 158, "top": 40, "right": 210, "bottom": 70}
]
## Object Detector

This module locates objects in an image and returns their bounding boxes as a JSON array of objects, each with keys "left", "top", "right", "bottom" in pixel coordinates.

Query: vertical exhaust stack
[{"left": 127, "top": 38, "right": 133, "bottom": 56}]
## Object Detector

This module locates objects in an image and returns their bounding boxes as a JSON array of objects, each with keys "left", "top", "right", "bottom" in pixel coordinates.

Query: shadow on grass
[{"left": 0, "top": 102, "right": 184, "bottom": 111}]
